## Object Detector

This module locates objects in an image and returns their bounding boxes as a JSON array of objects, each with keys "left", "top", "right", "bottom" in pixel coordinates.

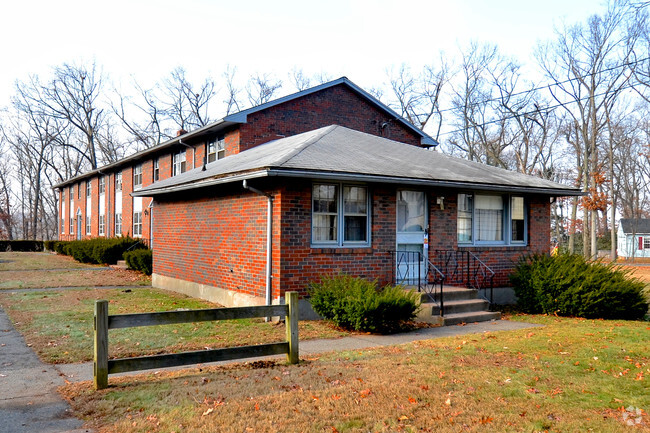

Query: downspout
[{"left": 242, "top": 180, "right": 273, "bottom": 308}]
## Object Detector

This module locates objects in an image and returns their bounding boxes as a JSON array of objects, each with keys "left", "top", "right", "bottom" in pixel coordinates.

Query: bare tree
[
  {"left": 160, "top": 67, "right": 216, "bottom": 131},
  {"left": 387, "top": 61, "right": 449, "bottom": 140},
  {"left": 536, "top": 0, "right": 640, "bottom": 258},
  {"left": 223, "top": 65, "right": 242, "bottom": 115},
  {"left": 246, "top": 73, "right": 282, "bottom": 106}
]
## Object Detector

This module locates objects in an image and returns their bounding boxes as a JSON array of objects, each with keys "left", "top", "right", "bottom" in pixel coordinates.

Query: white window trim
[
  {"left": 457, "top": 193, "right": 528, "bottom": 247},
  {"left": 133, "top": 165, "right": 143, "bottom": 190},
  {"left": 115, "top": 172, "right": 123, "bottom": 192},
  {"left": 172, "top": 150, "right": 187, "bottom": 176},
  {"left": 133, "top": 211, "right": 142, "bottom": 237},
  {"left": 311, "top": 182, "right": 371, "bottom": 248},
  {"left": 115, "top": 213, "right": 122, "bottom": 236}
]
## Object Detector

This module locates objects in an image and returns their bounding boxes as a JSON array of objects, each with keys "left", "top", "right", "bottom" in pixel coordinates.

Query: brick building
[{"left": 55, "top": 77, "right": 580, "bottom": 320}]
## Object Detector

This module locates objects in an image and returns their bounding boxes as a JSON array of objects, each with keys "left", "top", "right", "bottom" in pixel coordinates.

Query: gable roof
[
  {"left": 53, "top": 77, "right": 436, "bottom": 189},
  {"left": 619, "top": 219, "right": 650, "bottom": 234},
  {"left": 133, "top": 125, "right": 581, "bottom": 197}
]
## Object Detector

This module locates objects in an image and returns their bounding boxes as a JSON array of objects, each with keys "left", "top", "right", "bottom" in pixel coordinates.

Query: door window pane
[{"left": 397, "top": 191, "right": 425, "bottom": 232}]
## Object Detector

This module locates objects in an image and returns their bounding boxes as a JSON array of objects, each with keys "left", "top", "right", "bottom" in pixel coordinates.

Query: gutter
[{"left": 132, "top": 168, "right": 583, "bottom": 198}]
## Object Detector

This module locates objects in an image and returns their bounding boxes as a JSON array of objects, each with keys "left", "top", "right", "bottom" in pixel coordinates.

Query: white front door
[{"left": 396, "top": 190, "right": 427, "bottom": 285}]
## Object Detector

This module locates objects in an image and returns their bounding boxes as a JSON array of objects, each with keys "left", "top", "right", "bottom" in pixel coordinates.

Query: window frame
[
  {"left": 644, "top": 237, "right": 650, "bottom": 250},
  {"left": 311, "top": 182, "right": 371, "bottom": 248},
  {"left": 98, "top": 176, "right": 105, "bottom": 195},
  {"left": 133, "top": 164, "right": 143, "bottom": 190},
  {"left": 456, "top": 192, "right": 528, "bottom": 247},
  {"left": 85, "top": 215, "right": 91, "bottom": 235},
  {"left": 115, "top": 213, "right": 122, "bottom": 236},
  {"left": 133, "top": 211, "right": 142, "bottom": 237},
  {"left": 98, "top": 214, "right": 105, "bottom": 236},
  {"left": 153, "top": 158, "right": 160, "bottom": 182},
  {"left": 115, "top": 171, "right": 123, "bottom": 192},
  {"left": 172, "top": 150, "right": 187, "bottom": 176},
  {"left": 69, "top": 216, "right": 74, "bottom": 235},
  {"left": 86, "top": 180, "right": 91, "bottom": 198}
]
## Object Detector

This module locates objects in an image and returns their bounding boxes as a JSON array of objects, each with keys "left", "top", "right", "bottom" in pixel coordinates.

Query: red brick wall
[
  {"left": 277, "top": 180, "right": 395, "bottom": 296},
  {"left": 152, "top": 182, "right": 282, "bottom": 299},
  {"left": 237, "top": 84, "right": 423, "bottom": 153},
  {"left": 427, "top": 192, "right": 550, "bottom": 286}
]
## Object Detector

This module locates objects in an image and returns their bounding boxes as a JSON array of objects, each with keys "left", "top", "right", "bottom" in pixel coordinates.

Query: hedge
[
  {"left": 0, "top": 240, "right": 44, "bottom": 252},
  {"left": 310, "top": 274, "right": 420, "bottom": 333},
  {"left": 123, "top": 249, "right": 152, "bottom": 275},
  {"left": 48, "top": 237, "right": 147, "bottom": 265},
  {"left": 510, "top": 253, "right": 649, "bottom": 320}
]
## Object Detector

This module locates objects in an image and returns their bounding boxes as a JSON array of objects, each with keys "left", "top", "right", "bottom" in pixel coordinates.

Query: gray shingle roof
[
  {"left": 133, "top": 125, "right": 581, "bottom": 197},
  {"left": 619, "top": 219, "right": 650, "bottom": 234}
]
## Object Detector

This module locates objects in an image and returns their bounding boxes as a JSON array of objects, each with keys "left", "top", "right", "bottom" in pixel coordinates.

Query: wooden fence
[{"left": 94, "top": 291, "right": 299, "bottom": 390}]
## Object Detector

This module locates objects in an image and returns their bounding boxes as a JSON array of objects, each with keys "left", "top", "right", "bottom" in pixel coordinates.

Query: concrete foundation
[{"left": 152, "top": 273, "right": 320, "bottom": 320}]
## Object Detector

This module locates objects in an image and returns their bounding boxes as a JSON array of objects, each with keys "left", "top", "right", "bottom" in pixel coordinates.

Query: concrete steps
[
  {"left": 409, "top": 286, "right": 501, "bottom": 326},
  {"left": 112, "top": 260, "right": 129, "bottom": 270}
]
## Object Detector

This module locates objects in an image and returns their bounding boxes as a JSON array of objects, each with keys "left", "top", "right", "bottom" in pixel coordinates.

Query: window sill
[{"left": 311, "top": 247, "right": 373, "bottom": 255}]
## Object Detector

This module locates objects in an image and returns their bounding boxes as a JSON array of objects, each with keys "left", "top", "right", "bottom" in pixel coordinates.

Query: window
[
  {"left": 457, "top": 193, "right": 526, "bottom": 245},
  {"left": 60, "top": 218, "right": 65, "bottom": 234},
  {"left": 312, "top": 183, "right": 369, "bottom": 246},
  {"left": 133, "top": 211, "right": 142, "bottom": 236},
  {"left": 86, "top": 215, "right": 91, "bottom": 235},
  {"left": 69, "top": 186, "right": 73, "bottom": 202},
  {"left": 77, "top": 184, "right": 81, "bottom": 199},
  {"left": 115, "top": 213, "right": 122, "bottom": 235},
  {"left": 69, "top": 217, "right": 73, "bottom": 234},
  {"left": 173, "top": 150, "right": 186, "bottom": 176},
  {"left": 153, "top": 158, "right": 160, "bottom": 182},
  {"left": 115, "top": 171, "right": 122, "bottom": 192},
  {"left": 86, "top": 180, "right": 91, "bottom": 197},
  {"left": 133, "top": 164, "right": 142, "bottom": 190},
  {"left": 98, "top": 215, "right": 105, "bottom": 236},
  {"left": 61, "top": 189, "right": 65, "bottom": 201},
  {"left": 207, "top": 137, "right": 225, "bottom": 163},
  {"left": 98, "top": 176, "right": 105, "bottom": 195}
]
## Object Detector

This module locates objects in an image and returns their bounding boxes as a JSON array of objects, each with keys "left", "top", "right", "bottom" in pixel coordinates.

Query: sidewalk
[{"left": 0, "top": 307, "right": 89, "bottom": 433}]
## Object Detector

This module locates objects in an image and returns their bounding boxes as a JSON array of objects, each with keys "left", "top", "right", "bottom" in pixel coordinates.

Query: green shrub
[
  {"left": 43, "top": 240, "right": 56, "bottom": 251},
  {"left": 53, "top": 237, "right": 145, "bottom": 265},
  {"left": 510, "top": 253, "right": 648, "bottom": 320},
  {"left": 309, "top": 274, "right": 420, "bottom": 333},
  {"left": 124, "top": 249, "right": 153, "bottom": 275},
  {"left": 0, "top": 240, "right": 44, "bottom": 252}
]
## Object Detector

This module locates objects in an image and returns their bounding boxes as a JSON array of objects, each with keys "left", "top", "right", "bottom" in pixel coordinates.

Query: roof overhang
[{"left": 132, "top": 168, "right": 583, "bottom": 198}]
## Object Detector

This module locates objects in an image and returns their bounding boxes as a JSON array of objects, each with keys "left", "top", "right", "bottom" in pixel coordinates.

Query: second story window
[
  {"left": 115, "top": 171, "right": 122, "bottom": 192},
  {"left": 173, "top": 150, "right": 186, "bottom": 176},
  {"left": 98, "top": 176, "right": 105, "bottom": 195},
  {"left": 153, "top": 158, "right": 160, "bottom": 182},
  {"left": 86, "top": 180, "right": 91, "bottom": 198},
  {"left": 133, "top": 164, "right": 143, "bottom": 190},
  {"left": 69, "top": 186, "right": 73, "bottom": 202},
  {"left": 207, "top": 137, "right": 225, "bottom": 163}
]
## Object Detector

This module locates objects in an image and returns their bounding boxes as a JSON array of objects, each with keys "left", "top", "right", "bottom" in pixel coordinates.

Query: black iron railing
[
  {"left": 432, "top": 250, "right": 495, "bottom": 307},
  {"left": 390, "top": 250, "right": 446, "bottom": 316}
]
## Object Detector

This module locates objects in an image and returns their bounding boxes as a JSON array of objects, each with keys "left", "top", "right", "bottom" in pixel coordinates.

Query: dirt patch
[{"left": 0, "top": 252, "right": 98, "bottom": 271}]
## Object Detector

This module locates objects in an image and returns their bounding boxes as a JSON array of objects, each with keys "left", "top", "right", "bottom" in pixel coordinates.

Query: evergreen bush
[
  {"left": 510, "top": 253, "right": 648, "bottom": 320},
  {"left": 123, "top": 249, "right": 153, "bottom": 275},
  {"left": 309, "top": 274, "right": 420, "bottom": 333}
]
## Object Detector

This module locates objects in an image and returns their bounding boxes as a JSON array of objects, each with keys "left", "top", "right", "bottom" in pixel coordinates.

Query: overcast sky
[{"left": 1, "top": 0, "right": 604, "bottom": 110}]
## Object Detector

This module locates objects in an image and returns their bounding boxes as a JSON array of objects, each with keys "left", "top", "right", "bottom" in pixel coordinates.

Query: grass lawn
[
  {"left": 0, "top": 251, "right": 150, "bottom": 289},
  {"left": 60, "top": 315, "right": 649, "bottom": 433},
  {"left": 0, "top": 251, "right": 99, "bottom": 271},
  {"left": 0, "top": 288, "right": 348, "bottom": 364}
]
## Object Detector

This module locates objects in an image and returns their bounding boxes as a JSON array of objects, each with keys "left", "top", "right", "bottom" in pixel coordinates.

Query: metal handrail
[
  {"left": 432, "top": 250, "right": 495, "bottom": 307},
  {"left": 390, "top": 250, "right": 446, "bottom": 316}
]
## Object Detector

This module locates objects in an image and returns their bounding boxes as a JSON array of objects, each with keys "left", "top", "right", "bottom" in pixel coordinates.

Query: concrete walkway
[
  {"left": 0, "top": 307, "right": 89, "bottom": 433},
  {"left": 1, "top": 302, "right": 541, "bottom": 433}
]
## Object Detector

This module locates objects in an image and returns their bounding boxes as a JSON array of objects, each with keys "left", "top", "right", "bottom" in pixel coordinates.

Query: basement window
[{"left": 312, "top": 183, "right": 370, "bottom": 247}]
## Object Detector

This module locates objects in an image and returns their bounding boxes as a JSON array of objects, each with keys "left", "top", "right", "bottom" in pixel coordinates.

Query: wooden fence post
[
  {"left": 94, "top": 300, "right": 109, "bottom": 390},
  {"left": 285, "top": 291, "right": 299, "bottom": 364}
]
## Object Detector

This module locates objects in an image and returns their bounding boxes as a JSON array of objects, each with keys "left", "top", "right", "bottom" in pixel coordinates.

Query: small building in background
[{"left": 617, "top": 219, "right": 650, "bottom": 259}]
